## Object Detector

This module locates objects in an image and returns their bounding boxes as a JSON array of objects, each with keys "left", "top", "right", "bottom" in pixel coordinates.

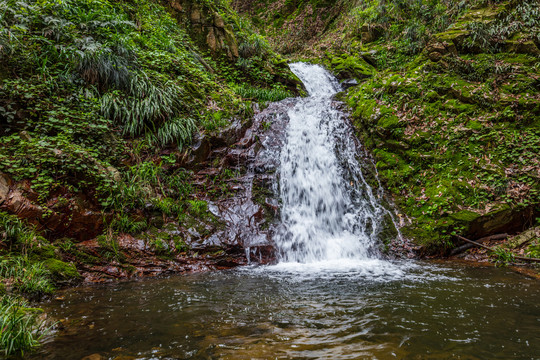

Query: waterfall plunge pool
[{"left": 33, "top": 262, "right": 540, "bottom": 359}]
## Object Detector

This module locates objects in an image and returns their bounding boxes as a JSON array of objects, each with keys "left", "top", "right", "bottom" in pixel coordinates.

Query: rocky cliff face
[{"left": 169, "top": 0, "right": 239, "bottom": 59}]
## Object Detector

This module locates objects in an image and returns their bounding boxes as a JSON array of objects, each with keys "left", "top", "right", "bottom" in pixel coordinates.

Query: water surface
[{"left": 35, "top": 262, "right": 540, "bottom": 359}]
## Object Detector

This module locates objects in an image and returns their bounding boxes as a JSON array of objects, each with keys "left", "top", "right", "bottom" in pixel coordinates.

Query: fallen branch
[
  {"left": 456, "top": 235, "right": 540, "bottom": 263},
  {"left": 450, "top": 233, "right": 507, "bottom": 256}
]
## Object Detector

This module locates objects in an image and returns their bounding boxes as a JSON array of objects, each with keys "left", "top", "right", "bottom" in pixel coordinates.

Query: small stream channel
[{"left": 32, "top": 64, "right": 540, "bottom": 359}]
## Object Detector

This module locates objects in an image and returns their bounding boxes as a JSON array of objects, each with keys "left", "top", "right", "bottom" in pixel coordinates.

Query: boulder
[
  {"left": 206, "top": 27, "right": 218, "bottom": 52},
  {"left": 170, "top": 0, "right": 182, "bottom": 11},
  {"left": 68, "top": 209, "right": 104, "bottom": 241},
  {"left": 190, "top": 7, "right": 201, "bottom": 22},
  {"left": 187, "top": 133, "right": 212, "bottom": 165},
  {"left": 214, "top": 13, "right": 225, "bottom": 28},
  {"left": 341, "top": 79, "right": 359, "bottom": 89},
  {"left": 452, "top": 205, "right": 537, "bottom": 239},
  {"left": 3, "top": 189, "right": 43, "bottom": 223}
]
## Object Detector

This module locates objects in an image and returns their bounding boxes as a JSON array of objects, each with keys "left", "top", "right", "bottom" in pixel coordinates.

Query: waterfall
[{"left": 275, "top": 63, "right": 390, "bottom": 263}]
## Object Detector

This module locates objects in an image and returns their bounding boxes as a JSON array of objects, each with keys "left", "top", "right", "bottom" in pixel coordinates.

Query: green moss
[
  {"left": 448, "top": 210, "right": 481, "bottom": 230},
  {"left": 377, "top": 114, "right": 400, "bottom": 129},
  {"left": 28, "top": 244, "right": 59, "bottom": 262},
  {"left": 328, "top": 54, "right": 374, "bottom": 79},
  {"left": 42, "top": 259, "right": 81, "bottom": 283}
]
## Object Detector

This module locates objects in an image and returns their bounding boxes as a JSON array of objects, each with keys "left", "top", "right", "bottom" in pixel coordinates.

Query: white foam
[{"left": 274, "top": 63, "right": 387, "bottom": 263}]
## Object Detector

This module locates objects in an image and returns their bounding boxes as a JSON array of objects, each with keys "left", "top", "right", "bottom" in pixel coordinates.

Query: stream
[{"left": 33, "top": 64, "right": 540, "bottom": 359}]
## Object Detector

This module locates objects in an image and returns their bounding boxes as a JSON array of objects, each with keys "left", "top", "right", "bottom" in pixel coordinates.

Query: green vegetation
[
  {"left": 0, "top": 0, "right": 539, "bottom": 352},
  {"left": 0, "top": 0, "right": 295, "bottom": 212},
  {"left": 0, "top": 295, "right": 48, "bottom": 357},
  {"left": 235, "top": 0, "right": 540, "bottom": 253}
]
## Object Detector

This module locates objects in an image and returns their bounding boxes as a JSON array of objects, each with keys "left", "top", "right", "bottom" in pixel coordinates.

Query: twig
[
  {"left": 456, "top": 235, "right": 540, "bottom": 263},
  {"left": 450, "top": 233, "right": 507, "bottom": 256}
]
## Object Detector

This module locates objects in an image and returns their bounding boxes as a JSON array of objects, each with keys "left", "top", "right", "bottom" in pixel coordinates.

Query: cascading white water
[{"left": 275, "top": 63, "right": 390, "bottom": 264}]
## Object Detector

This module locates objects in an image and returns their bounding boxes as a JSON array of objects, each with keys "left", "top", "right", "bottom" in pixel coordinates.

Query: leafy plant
[
  {"left": 0, "top": 212, "right": 38, "bottom": 252},
  {"left": 0, "top": 295, "right": 49, "bottom": 356},
  {"left": 109, "top": 213, "right": 148, "bottom": 235},
  {"left": 491, "top": 247, "right": 515, "bottom": 266}
]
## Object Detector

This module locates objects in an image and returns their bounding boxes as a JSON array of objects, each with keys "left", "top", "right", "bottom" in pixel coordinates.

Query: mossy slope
[{"left": 236, "top": 0, "right": 540, "bottom": 253}]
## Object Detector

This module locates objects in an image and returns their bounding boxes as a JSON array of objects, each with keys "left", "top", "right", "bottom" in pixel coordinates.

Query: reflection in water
[{"left": 35, "top": 263, "right": 540, "bottom": 359}]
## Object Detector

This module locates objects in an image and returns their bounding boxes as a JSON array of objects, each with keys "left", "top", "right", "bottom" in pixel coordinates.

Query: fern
[{"left": 239, "top": 34, "right": 268, "bottom": 58}]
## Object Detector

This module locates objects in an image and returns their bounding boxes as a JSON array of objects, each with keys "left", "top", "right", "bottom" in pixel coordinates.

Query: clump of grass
[
  {"left": 0, "top": 212, "right": 38, "bottom": 252},
  {"left": 148, "top": 117, "right": 196, "bottom": 149},
  {"left": 101, "top": 75, "right": 196, "bottom": 148},
  {"left": 77, "top": 44, "right": 134, "bottom": 92},
  {"left": 0, "top": 257, "right": 54, "bottom": 296},
  {"left": 491, "top": 247, "right": 516, "bottom": 267},
  {"left": 96, "top": 230, "right": 122, "bottom": 261},
  {"left": 0, "top": 295, "right": 48, "bottom": 356},
  {"left": 239, "top": 35, "right": 269, "bottom": 58},
  {"left": 110, "top": 213, "right": 148, "bottom": 234},
  {"left": 150, "top": 197, "right": 184, "bottom": 218},
  {"left": 233, "top": 84, "right": 291, "bottom": 102}
]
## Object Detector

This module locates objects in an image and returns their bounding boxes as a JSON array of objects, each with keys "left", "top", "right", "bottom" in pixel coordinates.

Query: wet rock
[
  {"left": 81, "top": 354, "right": 103, "bottom": 360},
  {"left": 452, "top": 205, "right": 538, "bottom": 240},
  {"left": 187, "top": 134, "right": 212, "bottom": 165},
  {"left": 246, "top": 245, "right": 276, "bottom": 264},
  {"left": 69, "top": 209, "right": 104, "bottom": 241},
  {"left": 211, "top": 118, "right": 252, "bottom": 147},
  {"left": 0, "top": 173, "right": 10, "bottom": 205},
  {"left": 341, "top": 79, "right": 359, "bottom": 89},
  {"left": 0, "top": 185, "right": 105, "bottom": 241},
  {"left": 2, "top": 189, "right": 43, "bottom": 222}
]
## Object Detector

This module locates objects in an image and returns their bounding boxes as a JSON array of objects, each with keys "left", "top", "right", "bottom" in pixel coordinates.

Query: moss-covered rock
[{"left": 42, "top": 259, "right": 82, "bottom": 284}]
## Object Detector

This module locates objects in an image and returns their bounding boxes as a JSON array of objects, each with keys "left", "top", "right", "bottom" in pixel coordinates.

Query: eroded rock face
[
  {"left": 467, "top": 206, "right": 537, "bottom": 239},
  {"left": 200, "top": 99, "right": 298, "bottom": 264},
  {"left": 0, "top": 183, "right": 105, "bottom": 241},
  {"left": 168, "top": 0, "right": 239, "bottom": 59},
  {"left": 360, "top": 23, "right": 384, "bottom": 44}
]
